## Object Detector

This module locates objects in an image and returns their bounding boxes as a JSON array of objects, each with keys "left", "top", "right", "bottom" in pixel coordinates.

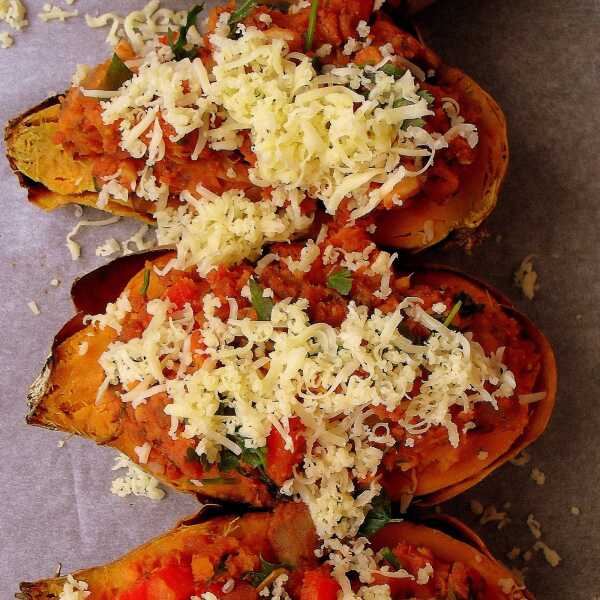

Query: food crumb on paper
[
  {"left": 111, "top": 452, "right": 165, "bottom": 500},
  {"left": 530, "top": 467, "right": 546, "bottom": 486},
  {"left": 514, "top": 254, "right": 539, "bottom": 299},
  {"left": 27, "top": 300, "right": 40, "bottom": 315}
]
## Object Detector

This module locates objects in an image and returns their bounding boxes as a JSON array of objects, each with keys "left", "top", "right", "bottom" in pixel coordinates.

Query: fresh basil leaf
[
  {"left": 101, "top": 53, "right": 133, "bottom": 91},
  {"left": 327, "top": 269, "right": 352, "bottom": 295},
  {"left": 358, "top": 492, "right": 402, "bottom": 536},
  {"left": 228, "top": 0, "right": 257, "bottom": 37},
  {"left": 401, "top": 117, "right": 426, "bottom": 131},
  {"left": 380, "top": 547, "right": 401, "bottom": 569},
  {"left": 381, "top": 63, "right": 406, "bottom": 78},
  {"left": 304, "top": 0, "right": 319, "bottom": 51},
  {"left": 249, "top": 278, "right": 274, "bottom": 321},
  {"left": 453, "top": 291, "right": 484, "bottom": 317},
  {"left": 139, "top": 269, "right": 150, "bottom": 296},
  {"left": 244, "top": 556, "right": 289, "bottom": 587},
  {"left": 417, "top": 89, "right": 435, "bottom": 105},
  {"left": 443, "top": 299, "right": 463, "bottom": 327},
  {"left": 169, "top": 4, "right": 204, "bottom": 61}
]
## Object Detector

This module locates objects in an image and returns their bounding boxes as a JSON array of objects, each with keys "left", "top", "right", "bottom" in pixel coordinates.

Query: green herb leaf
[
  {"left": 244, "top": 556, "right": 289, "bottom": 587},
  {"left": 327, "top": 269, "right": 353, "bottom": 295},
  {"left": 381, "top": 63, "right": 406, "bottom": 78},
  {"left": 101, "top": 53, "right": 133, "bottom": 91},
  {"left": 230, "top": 433, "right": 267, "bottom": 469},
  {"left": 186, "top": 446, "right": 210, "bottom": 469},
  {"left": 393, "top": 98, "right": 411, "bottom": 108},
  {"left": 228, "top": 0, "right": 257, "bottom": 37},
  {"left": 219, "top": 449, "right": 240, "bottom": 473},
  {"left": 443, "top": 299, "right": 463, "bottom": 327},
  {"left": 380, "top": 547, "right": 401, "bottom": 570},
  {"left": 417, "top": 89, "right": 435, "bottom": 105},
  {"left": 358, "top": 492, "right": 402, "bottom": 537},
  {"left": 401, "top": 118, "right": 426, "bottom": 131},
  {"left": 139, "top": 269, "right": 150, "bottom": 296},
  {"left": 453, "top": 291, "right": 484, "bottom": 317},
  {"left": 249, "top": 278, "right": 274, "bottom": 321},
  {"left": 169, "top": 4, "right": 204, "bottom": 61},
  {"left": 304, "top": 0, "right": 319, "bottom": 52},
  {"left": 199, "top": 476, "right": 238, "bottom": 485}
]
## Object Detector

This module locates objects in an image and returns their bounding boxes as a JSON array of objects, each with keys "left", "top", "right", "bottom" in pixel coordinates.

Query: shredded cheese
[
  {"left": 0, "top": 0, "right": 27, "bottom": 30},
  {"left": 66, "top": 215, "right": 120, "bottom": 260},
  {"left": 27, "top": 300, "right": 40, "bottom": 315},
  {"left": 0, "top": 30, "right": 13, "bottom": 47},
  {"left": 58, "top": 575, "right": 90, "bottom": 600},
  {"left": 514, "top": 255, "right": 538, "bottom": 300},
  {"left": 111, "top": 452, "right": 165, "bottom": 500},
  {"left": 38, "top": 4, "right": 78, "bottom": 22}
]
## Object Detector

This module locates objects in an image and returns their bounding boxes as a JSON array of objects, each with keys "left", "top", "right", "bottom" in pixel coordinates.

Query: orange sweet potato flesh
[{"left": 26, "top": 252, "right": 556, "bottom": 509}]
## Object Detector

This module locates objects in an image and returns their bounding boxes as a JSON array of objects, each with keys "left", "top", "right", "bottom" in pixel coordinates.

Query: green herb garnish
[
  {"left": 381, "top": 63, "right": 406, "bottom": 78},
  {"left": 249, "top": 278, "right": 274, "bottom": 321},
  {"left": 244, "top": 557, "right": 289, "bottom": 587},
  {"left": 327, "top": 269, "right": 352, "bottom": 295},
  {"left": 401, "top": 118, "right": 426, "bottom": 131},
  {"left": 199, "top": 476, "right": 238, "bottom": 485},
  {"left": 393, "top": 98, "right": 411, "bottom": 108},
  {"left": 358, "top": 492, "right": 402, "bottom": 536},
  {"left": 443, "top": 299, "right": 463, "bottom": 327},
  {"left": 186, "top": 446, "right": 210, "bottom": 469},
  {"left": 219, "top": 448, "right": 240, "bottom": 473},
  {"left": 139, "top": 269, "right": 150, "bottom": 296},
  {"left": 168, "top": 4, "right": 204, "bottom": 61},
  {"left": 101, "top": 53, "right": 133, "bottom": 91},
  {"left": 228, "top": 0, "right": 257, "bottom": 37},
  {"left": 304, "top": 0, "right": 319, "bottom": 51},
  {"left": 417, "top": 89, "right": 435, "bottom": 105},
  {"left": 380, "top": 547, "right": 401, "bottom": 570},
  {"left": 453, "top": 291, "right": 484, "bottom": 317}
]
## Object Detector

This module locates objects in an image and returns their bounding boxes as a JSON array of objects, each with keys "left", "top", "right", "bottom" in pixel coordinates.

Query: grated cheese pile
[
  {"left": 89, "top": 21, "right": 477, "bottom": 220},
  {"left": 155, "top": 187, "right": 313, "bottom": 276},
  {"left": 58, "top": 574, "right": 90, "bottom": 600},
  {"left": 110, "top": 452, "right": 165, "bottom": 500},
  {"left": 0, "top": 0, "right": 28, "bottom": 30},
  {"left": 95, "top": 284, "right": 515, "bottom": 543}
]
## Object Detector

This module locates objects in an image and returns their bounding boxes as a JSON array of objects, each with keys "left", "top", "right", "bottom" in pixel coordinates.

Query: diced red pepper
[
  {"left": 117, "top": 564, "right": 195, "bottom": 600},
  {"left": 300, "top": 569, "right": 340, "bottom": 600},
  {"left": 266, "top": 417, "right": 306, "bottom": 486},
  {"left": 165, "top": 277, "right": 203, "bottom": 311}
]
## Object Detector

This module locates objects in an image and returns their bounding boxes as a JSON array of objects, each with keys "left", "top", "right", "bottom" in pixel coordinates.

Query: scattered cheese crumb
[
  {"left": 416, "top": 563, "right": 433, "bottom": 585},
  {"left": 39, "top": 3, "right": 78, "bottom": 22},
  {"left": 379, "top": 43, "right": 394, "bottom": 57},
  {"left": 342, "top": 37, "right": 360, "bottom": 56},
  {"left": 57, "top": 439, "right": 65, "bottom": 448},
  {"left": 477, "top": 450, "right": 489, "bottom": 461},
  {"left": 78, "top": 341, "right": 89, "bottom": 356},
  {"left": 96, "top": 238, "right": 121, "bottom": 257},
  {"left": 373, "top": 0, "right": 386, "bottom": 9},
  {"left": 469, "top": 499, "right": 484, "bottom": 516},
  {"left": 257, "top": 12, "right": 272, "bottom": 26},
  {"left": 58, "top": 574, "right": 90, "bottom": 600},
  {"left": 514, "top": 255, "right": 538, "bottom": 299},
  {"left": 315, "top": 43, "right": 332, "bottom": 58},
  {"left": 28, "top": 301, "right": 40, "bottom": 315},
  {"left": 530, "top": 467, "right": 546, "bottom": 486},
  {"left": 122, "top": 224, "right": 155, "bottom": 255},
  {"left": 0, "top": 31, "right": 14, "bottom": 47},
  {"left": 570, "top": 505, "right": 580, "bottom": 516},
  {"left": 533, "top": 541, "right": 561, "bottom": 567},
  {"left": 526, "top": 513, "right": 542, "bottom": 539},
  {"left": 356, "top": 20, "right": 370, "bottom": 39},
  {"left": 66, "top": 215, "right": 120, "bottom": 260},
  {"left": 510, "top": 450, "right": 531, "bottom": 467},
  {"left": 111, "top": 453, "right": 165, "bottom": 500},
  {"left": 480, "top": 505, "right": 510, "bottom": 529},
  {"left": 507, "top": 547, "right": 521, "bottom": 560},
  {"left": 431, "top": 302, "right": 447, "bottom": 314},
  {"left": 50, "top": 278, "right": 60, "bottom": 287},
  {"left": 0, "top": 0, "right": 28, "bottom": 30},
  {"left": 134, "top": 442, "right": 152, "bottom": 464}
]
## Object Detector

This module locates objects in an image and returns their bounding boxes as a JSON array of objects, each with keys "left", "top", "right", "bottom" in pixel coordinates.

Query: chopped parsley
[
  {"left": 304, "top": 0, "right": 319, "bottom": 51},
  {"left": 244, "top": 557, "right": 289, "bottom": 587},
  {"left": 381, "top": 63, "right": 406, "bottom": 78},
  {"left": 139, "top": 269, "right": 150, "bottom": 296},
  {"left": 401, "top": 118, "right": 426, "bottom": 131},
  {"left": 228, "top": 0, "right": 257, "bottom": 37},
  {"left": 453, "top": 291, "right": 484, "bottom": 317},
  {"left": 168, "top": 4, "right": 204, "bottom": 61},
  {"left": 358, "top": 492, "right": 402, "bottom": 536},
  {"left": 101, "top": 53, "right": 133, "bottom": 91},
  {"left": 417, "top": 89, "right": 435, "bottom": 105},
  {"left": 380, "top": 547, "right": 401, "bottom": 570},
  {"left": 327, "top": 269, "right": 352, "bottom": 295},
  {"left": 443, "top": 299, "right": 463, "bottom": 327},
  {"left": 249, "top": 278, "right": 274, "bottom": 321},
  {"left": 199, "top": 476, "right": 238, "bottom": 485}
]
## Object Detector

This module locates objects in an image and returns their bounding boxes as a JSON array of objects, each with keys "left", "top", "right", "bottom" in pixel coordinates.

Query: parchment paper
[{"left": 0, "top": 1, "right": 598, "bottom": 597}]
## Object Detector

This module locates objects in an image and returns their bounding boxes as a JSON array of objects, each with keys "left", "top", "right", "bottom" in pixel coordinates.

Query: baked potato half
[
  {"left": 26, "top": 230, "right": 555, "bottom": 515},
  {"left": 5, "top": 2, "right": 507, "bottom": 253},
  {"left": 18, "top": 508, "right": 531, "bottom": 600}
]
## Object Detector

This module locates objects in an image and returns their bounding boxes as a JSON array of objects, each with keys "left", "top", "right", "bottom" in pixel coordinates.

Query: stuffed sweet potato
[
  {"left": 5, "top": 0, "right": 507, "bottom": 254},
  {"left": 18, "top": 506, "right": 531, "bottom": 600},
  {"left": 27, "top": 223, "right": 555, "bottom": 539}
]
